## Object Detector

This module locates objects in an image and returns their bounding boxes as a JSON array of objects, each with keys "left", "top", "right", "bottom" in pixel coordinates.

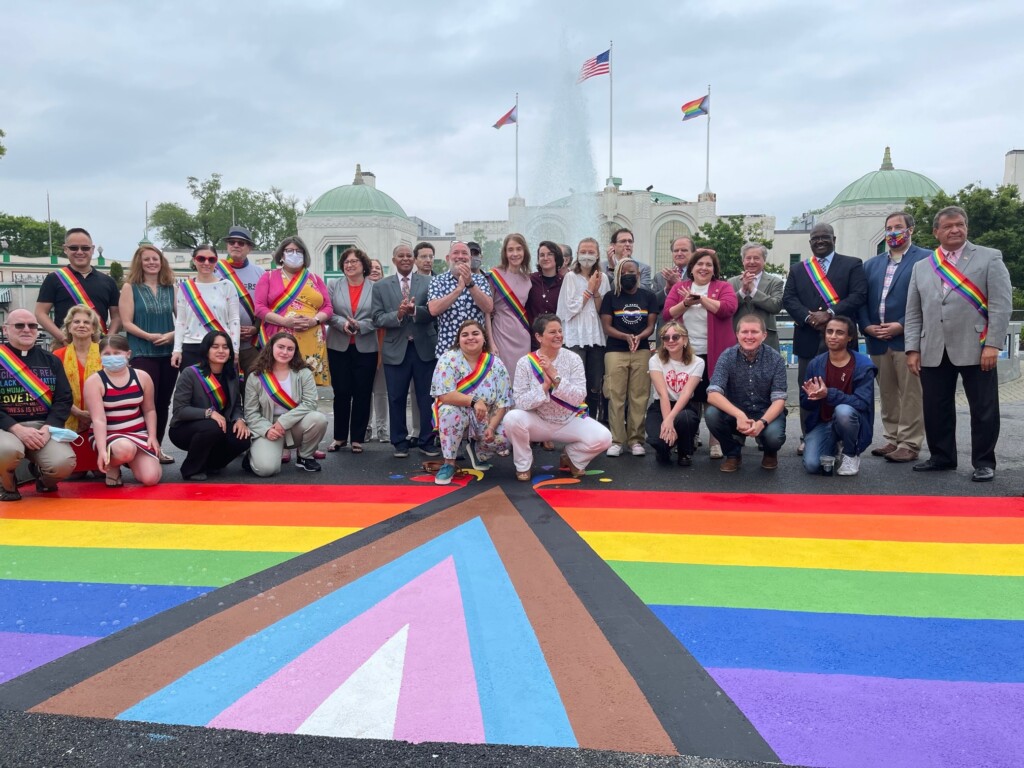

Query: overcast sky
[{"left": 2, "top": 0, "right": 1022, "bottom": 261}]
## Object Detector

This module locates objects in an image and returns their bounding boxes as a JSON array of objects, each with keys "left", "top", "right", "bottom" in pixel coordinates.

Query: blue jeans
[
  {"left": 383, "top": 345, "right": 437, "bottom": 450},
  {"left": 705, "top": 405, "right": 786, "bottom": 458},
  {"left": 803, "top": 404, "right": 860, "bottom": 474}
]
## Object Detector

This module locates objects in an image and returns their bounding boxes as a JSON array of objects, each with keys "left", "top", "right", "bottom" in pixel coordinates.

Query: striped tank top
[{"left": 90, "top": 368, "right": 154, "bottom": 454}]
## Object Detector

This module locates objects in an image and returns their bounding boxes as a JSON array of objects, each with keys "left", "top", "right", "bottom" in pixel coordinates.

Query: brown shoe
[
  {"left": 871, "top": 443, "right": 898, "bottom": 457},
  {"left": 761, "top": 452, "right": 778, "bottom": 470},
  {"left": 721, "top": 456, "right": 741, "bottom": 472},
  {"left": 885, "top": 447, "right": 919, "bottom": 463},
  {"left": 560, "top": 452, "right": 586, "bottom": 478}
]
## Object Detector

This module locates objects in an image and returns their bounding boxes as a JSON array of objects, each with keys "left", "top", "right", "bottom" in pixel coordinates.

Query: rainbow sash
[
  {"left": 526, "top": 352, "right": 588, "bottom": 418},
  {"left": 191, "top": 365, "right": 226, "bottom": 410},
  {"left": 181, "top": 279, "right": 227, "bottom": 333},
  {"left": 432, "top": 351, "right": 494, "bottom": 428},
  {"left": 487, "top": 270, "right": 530, "bottom": 332},
  {"left": 257, "top": 371, "right": 299, "bottom": 409},
  {"left": 0, "top": 345, "right": 53, "bottom": 407},
  {"left": 258, "top": 269, "right": 310, "bottom": 347},
  {"left": 931, "top": 249, "right": 989, "bottom": 346},
  {"left": 803, "top": 258, "right": 839, "bottom": 307},
  {"left": 55, "top": 268, "right": 107, "bottom": 332},
  {"left": 216, "top": 261, "right": 257, "bottom": 319}
]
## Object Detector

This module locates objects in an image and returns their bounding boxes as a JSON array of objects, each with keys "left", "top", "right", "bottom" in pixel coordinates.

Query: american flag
[{"left": 577, "top": 49, "right": 610, "bottom": 83}]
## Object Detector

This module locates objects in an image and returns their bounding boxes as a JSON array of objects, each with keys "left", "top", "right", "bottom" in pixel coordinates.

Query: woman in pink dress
[{"left": 487, "top": 233, "right": 533, "bottom": 375}]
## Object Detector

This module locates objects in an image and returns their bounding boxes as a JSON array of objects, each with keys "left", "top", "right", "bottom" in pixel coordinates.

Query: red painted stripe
[{"left": 40, "top": 483, "right": 455, "bottom": 505}]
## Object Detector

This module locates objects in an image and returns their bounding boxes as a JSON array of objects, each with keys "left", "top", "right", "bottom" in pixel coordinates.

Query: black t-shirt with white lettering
[{"left": 599, "top": 288, "right": 657, "bottom": 352}]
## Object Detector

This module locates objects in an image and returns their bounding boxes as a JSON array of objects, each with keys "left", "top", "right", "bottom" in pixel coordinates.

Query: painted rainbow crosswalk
[
  {"left": 0, "top": 483, "right": 454, "bottom": 684},
  {"left": 541, "top": 489, "right": 1024, "bottom": 768}
]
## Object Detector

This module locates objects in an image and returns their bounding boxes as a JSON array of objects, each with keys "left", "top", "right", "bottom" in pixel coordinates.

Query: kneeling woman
[
  {"left": 244, "top": 332, "right": 328, "bottom": 476},
  {"left": 505, "top": 314, "right": 611, "bottom": 481},
  {"left": 430, "top": 319, "right": 512, "bottom": 485},
  {"left": 83, "top": 335, "right": 162, "bottom": 487},
  {"left": 646, "top": 321, "right": 704, "bottom": 466},
  {"left": 168, "top": 330, "right": 250, "bottom": 481}
]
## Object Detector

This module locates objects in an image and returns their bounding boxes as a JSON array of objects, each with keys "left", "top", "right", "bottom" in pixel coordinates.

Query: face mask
[
  {"left": 620, "top": 274, "right": 638, "bottom": 290},
  {"left": 101, "top": 355, "right": 129, "bottom": 371},
  {"left": 49, "top": 427, "right": 84, "bottom": 445},
  {"left": 578, "top": 255, "right": 598, "bottom": 268},
  {"left": 470, "top": 255, "right": 483, "bottom": 270},
  {"left": 885, "top": 230, "right": 910, "bottom": 249},
  {"left": 283, "top": 250, "right": 305, "bottom": 268}
]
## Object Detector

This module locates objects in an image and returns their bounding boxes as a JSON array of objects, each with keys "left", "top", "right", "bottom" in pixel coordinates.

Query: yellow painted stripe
[
  {"left": 0, "top": 518, "right": 358, "bottom": 553},
  {"left": 580, "top": 531, "right": 1024, "bottom": 577}
]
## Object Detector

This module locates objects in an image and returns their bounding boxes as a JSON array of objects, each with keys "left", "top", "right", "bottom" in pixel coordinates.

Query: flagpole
[
  {"left": 608, "top": 40, "right": 614, "bottom": 185},
  {"left": 704, "top": 84, "right": 711, "bottom": 193},
  {"left": 47, "top": 192, "right": 53, "bottom": 260},
  {"left": 515, "top": 92, "right": 520, "bottom": 196}
]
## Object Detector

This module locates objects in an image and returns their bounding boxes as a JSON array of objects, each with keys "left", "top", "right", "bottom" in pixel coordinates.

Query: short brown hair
[
  {"left": 272, "top": 236, "right": 311, "bottom": 269},
  {"left": 339, "top": 247, "right": 371, "bottom": 277}
]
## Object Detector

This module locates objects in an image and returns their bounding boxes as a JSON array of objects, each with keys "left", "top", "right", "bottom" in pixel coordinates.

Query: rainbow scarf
[
  {"left": 258, "top": 269, "right": 309, "bottom": 348},
  {"left": 181, "top": 279, "right": 227, "bottom": 333},
  {"left": 487, "top": 269, "right": 530, "bottom": 332},
  {"left": 56, "top": 268, "right": 107, "bottom": 332},
  {"left": 191, "top": 365, "right": 226, "bottom": 410},
  {"left": 216, "top": 261, "right": 256, "bottom": 319},
  {"left": 526, "top": 352, "right": 588, "bottom": 419},
  {"left": 931, "top": 248, "right": 989, "bottom": 346},
  {"left": 432, "top": 351, "right": 494, "bottom": 428},
  {"left": 803, "top": 257, "right": 839, "bottom": 307},
  {"left": 0, "top": 345, "right": 53, "bottom": 408},
  {"left": 257, "top": 371, "right": 299, "bottom": 409}
]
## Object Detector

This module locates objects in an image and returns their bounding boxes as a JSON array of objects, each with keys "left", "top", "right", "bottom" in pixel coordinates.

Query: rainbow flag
[
  {"left": 493, "top": 105, "right": 517, "bottom": 130},
  {"left": 681, "top": 95, "right": 709, "bottom": 121}
]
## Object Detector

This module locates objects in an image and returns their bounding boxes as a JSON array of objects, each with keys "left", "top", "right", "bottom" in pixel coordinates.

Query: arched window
[
  {"left": 323, "top": 244, "right": 353, "bottom": 274},
  {"left": 653, "top": 221, "right": 693, "bottom": 272}
]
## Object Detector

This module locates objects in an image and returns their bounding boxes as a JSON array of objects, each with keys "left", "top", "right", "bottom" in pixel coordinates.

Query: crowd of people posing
[{"left": 1, "top": 205, "right": 1009, "bottom": 497}]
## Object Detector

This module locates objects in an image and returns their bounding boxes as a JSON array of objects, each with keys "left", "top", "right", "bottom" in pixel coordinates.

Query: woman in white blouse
[
  {"left": 171, "top": 245, "right": 240, "bottom": 370},
  {"left": 555, "top": 237, "right": 609, "bottom": 422}
]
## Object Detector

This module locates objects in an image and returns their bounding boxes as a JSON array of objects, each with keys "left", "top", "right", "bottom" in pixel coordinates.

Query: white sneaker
[
  {"left": 631, "top": 443, "right": 646, "bottom": 457},
  {"left": 837, "top": 454, "right": 860, "bottom": 476},
  {"left": 709, "top": 444, "right": 723, "bottom": 459},
  {"left": 606, "top": 443, "right": 622, "bottom": 457}
]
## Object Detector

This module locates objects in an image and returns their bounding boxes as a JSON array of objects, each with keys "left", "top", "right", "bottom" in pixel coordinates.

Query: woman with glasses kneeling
[
  {"left": 504, "top": 314, "right": 611, "bottom": 482},
  {"left": 244, "top": 332, "right": 327, "bottom": 476},
  {"left": 646, "top": 321, "right": 704, "bottom": 467},
  {"left": 168, "top": 330, "right": 250, "bottom": 481},
  {"left": 429, "top": 319, "right": 512, "bottom": 485}
]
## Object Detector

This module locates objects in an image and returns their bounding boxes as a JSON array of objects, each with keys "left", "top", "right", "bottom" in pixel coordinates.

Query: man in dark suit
[
  {"left": 904, "top": 206, "right": 1012, "bottom": 482},
  {"left": 783, "top": 223, "right": 868, "bottom": 452},
  {"left": 858, "top": 212, "right": 931, "bottom": 463},
  {"left": 371, "top": 244, "right": 438, "bottom": 458}
]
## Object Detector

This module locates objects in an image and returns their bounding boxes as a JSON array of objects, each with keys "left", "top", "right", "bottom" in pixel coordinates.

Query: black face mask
[{"left": 620, "top": 274, "right": 638, "bottom": 290}]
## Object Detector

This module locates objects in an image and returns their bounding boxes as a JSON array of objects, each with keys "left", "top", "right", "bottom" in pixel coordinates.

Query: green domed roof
[
  {"left": 305, "top": 165, "right": 409, "bottom": 219},
  {"left": 829, "top": 148, "right": 942, "bottom": 208}
]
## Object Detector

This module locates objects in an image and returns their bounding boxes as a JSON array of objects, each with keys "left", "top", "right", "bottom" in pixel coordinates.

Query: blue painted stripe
[
  {"left": 652, "top": 605, "right": 1024, "bottom": 683},
  {"left": 0, "top": 580, "right": 213, "bottom": 637},
  {"left": 120, "top": 518, "right": 575, "bottom": 746}
]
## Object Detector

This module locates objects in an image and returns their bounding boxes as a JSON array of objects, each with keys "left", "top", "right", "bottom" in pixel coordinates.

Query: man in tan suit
[
  {"left": 904, "top": 206, "right": 1012, "bottom": 482},
  {"left": 729, "top": 242, "right": 784, "bottom": 351}
]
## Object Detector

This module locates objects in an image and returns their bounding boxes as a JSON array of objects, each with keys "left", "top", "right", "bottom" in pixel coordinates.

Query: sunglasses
[
  {"left": 65, "top": 245, "right": 94, "bottom": 253},
  {"left": 225, "top": 239, "right": 249, "bottom": 246},
  {"left": 194, "top": 255, "right": 218, "bottom": 264},
  {"left": 662, "top": 334, "right": 687, "bottom": 342},
  {"left": 8, "top": 322, "right": 40, "bottom": 330}
]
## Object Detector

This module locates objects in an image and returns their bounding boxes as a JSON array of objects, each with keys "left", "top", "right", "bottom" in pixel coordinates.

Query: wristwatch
[
  {"left": 471, "top": 395, "right": 481, "bottom": 407},
  {"left": 552, "top": 376, "right": 562, "bottom": 388},
  {"left": 759, "top": 418, "right": 769, "bottom": 427}
]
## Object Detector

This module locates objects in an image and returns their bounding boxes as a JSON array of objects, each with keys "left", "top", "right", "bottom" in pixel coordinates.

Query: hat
[
  {"left": 223, "top": 226, "right": 255, "bottom": 246},
  {"left": 467, "top": 241, "right": 481, "bottom": 254}
]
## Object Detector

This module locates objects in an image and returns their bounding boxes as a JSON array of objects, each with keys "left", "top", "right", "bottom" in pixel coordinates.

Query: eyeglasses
[
  {"left": 7, "top": 322, "right": 40, "bottom": 330},
  {"left": 343, "top": 259, "right": 361, "bottom": 266},
  {"left": 662, "top": 334, "right": 687, "bottom": 342},
  {"left": 283, "top": 250, "right": 303, "bottom": 257},
  {"left": 65, "top": 245, "right": 94, "bottom": 253},
  {"left": 194, "top": 255, "right": 218, "bottom": 264},
  {"left": 225, "top": 239, "right": 249, "bottom": 246}
]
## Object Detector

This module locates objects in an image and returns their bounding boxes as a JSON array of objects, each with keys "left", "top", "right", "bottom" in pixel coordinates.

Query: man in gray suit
[
  {"left": 729, "top": 242, "right": 784, "bottom": 351},
  {"left": 904, "top": 206, "right": 1012, "bottom": 482},
  {"left": 372, "top": 244, "right": 438, "bottom": 458}
]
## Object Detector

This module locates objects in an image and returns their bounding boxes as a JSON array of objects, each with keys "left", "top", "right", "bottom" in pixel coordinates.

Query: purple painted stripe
[
  {"left": 709, "top": 667, "right": 1024, "bottom": 768},
  {"left": 0, "top": 632, "right": 99, "bottom": 684}
]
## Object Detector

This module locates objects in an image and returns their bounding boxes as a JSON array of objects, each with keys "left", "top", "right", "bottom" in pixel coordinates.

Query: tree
[
  {"left": 904, "top": 184, "right": 1024, "bottom": 287},
  {"left": 108, "top": 261, "right": 125, "bottom": 289},
  {"left": 0, "top": 213, "right": 66, "bottom": 258},
  {"left": 0, "top": 128, "right": 6, "bottom": 159},
  {"left": 692, "top": 215, "right": 774, "bottom": 277},
  {"left": 150, "top": 174, "right": 305, "bottom": 250},
  {"left": 472, "top": 229, "right": 502, "bottom": 270}
]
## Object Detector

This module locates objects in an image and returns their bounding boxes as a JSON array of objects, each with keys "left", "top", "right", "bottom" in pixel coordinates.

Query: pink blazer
[
  {"left": 254, "top": 269, "right": 333, "bottom": 339},
  {"left": 662, "top": 278, "right": 738, "bottom": 377}
]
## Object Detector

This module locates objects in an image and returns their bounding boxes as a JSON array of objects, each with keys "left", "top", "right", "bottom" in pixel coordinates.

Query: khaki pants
[
  {"left": 248, "top": 412, "right": 329, "bottom": 477},
  {"left": 604, "top": 349, "right": 652, "bottom": 446},
  {"left": 0, "top": 421, "right": 77, "bottom": 491},
  {"left": 872, "top": 349, "right": 924, "bottom": 452}
]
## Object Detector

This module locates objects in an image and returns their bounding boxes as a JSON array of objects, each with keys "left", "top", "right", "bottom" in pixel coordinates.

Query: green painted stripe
[
  {"left": 609, "top": 561, "right": 1024, "bottom": 620},
  {"left": 0, "top": 546, "right": 296, "bottom": 587}
]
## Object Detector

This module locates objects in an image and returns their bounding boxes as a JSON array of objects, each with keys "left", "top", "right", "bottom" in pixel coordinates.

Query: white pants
[{"left": 503, "top": 410, "right": 612, "bottom": 473}]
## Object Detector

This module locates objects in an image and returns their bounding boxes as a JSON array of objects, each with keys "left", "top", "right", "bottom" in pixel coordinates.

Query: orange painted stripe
[
  {"left": 557, "top": 507, "right": 1024, "bottom": 544},
  {"left": 540, "top": 489, "right": 1024, "bottom": 518},
  {"left": 0, "top": 499, "right": 407, "bottom": 528}
]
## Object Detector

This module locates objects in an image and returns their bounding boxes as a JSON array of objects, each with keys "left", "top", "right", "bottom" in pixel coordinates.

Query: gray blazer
[
  {"left": 729, "top": 271, "right": 785, "bottom": 347},
  {"left": 371, "top": 272, "right": 437, "bottom": 365},
  {"left": 326, "top": 278, "right": 378, "bottom": 353},
  {"left": 904, "top": 241, "right": 1012, "bottom": 367}
]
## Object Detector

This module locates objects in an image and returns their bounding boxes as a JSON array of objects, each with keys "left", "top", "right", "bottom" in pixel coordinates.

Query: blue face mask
[
  {"left": 49, "top": 426, "right": 84, "bottom": 445},
  {"left": 101, "top": 355, "right": 129, "bottom": 371}
]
